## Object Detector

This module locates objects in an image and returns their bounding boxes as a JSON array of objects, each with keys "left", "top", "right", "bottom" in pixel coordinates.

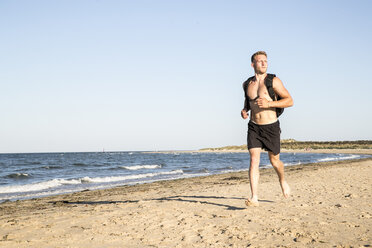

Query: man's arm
[
  {"left": 241, "top": 81, "right": 249, "bottom": 119},
  {"left": 257, "top": 77, "right": 293, "bottom": 109},
  {"left": 271, "top": 77, "right": 293, "bottom": 108},
  {"left": 241, "top": 107, "right": 249, "bottom": 119}
]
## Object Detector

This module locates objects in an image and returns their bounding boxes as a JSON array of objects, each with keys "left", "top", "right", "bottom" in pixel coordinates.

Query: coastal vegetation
[{"left": 199, "top": 140, "right": 372, "bottom": 151}]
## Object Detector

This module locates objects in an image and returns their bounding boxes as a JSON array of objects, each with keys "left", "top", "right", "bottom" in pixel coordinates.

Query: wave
[
  {"left": 184, "top": 168, "right": 208, "bottom": 173},
  {"left": 73, "top": 163, "right": 88, "bottom": 166},
  {"left": 42, "top": 165, "right": 63, "bottom": 169},
  {"left": 81, "top": 170, "right": 182, "bottom": 183},
  {"left": 6, "top": 173, "right": 30, "bottom": 179},
  {"left": 318, "top": 154, "right": 359, "bottom": 162},
  {"left": 0, "top": 178, "right": 82, "bottom": 194},
  {"left": 0, "top": 170, "right": 183, "bottom": 194},
  {"left": 120, "top": 164, "right": 161, "bottom": 170},
  {"left": 284, "top": 161, "right": 302, "bottom": 166}
]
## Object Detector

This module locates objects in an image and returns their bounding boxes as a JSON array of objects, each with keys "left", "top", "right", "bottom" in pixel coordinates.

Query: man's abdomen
[{"left": 250, "top": 109, "right": 277, "bottom": 125}]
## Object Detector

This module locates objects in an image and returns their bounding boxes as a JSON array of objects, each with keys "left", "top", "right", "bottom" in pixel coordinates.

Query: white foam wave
[
  {"left": 318, "top": 157, "right": 336, "bottom": 162},
  {"left": 121, "top": 164, "right": 161, "bottom": 170},
  {"left": 284, "top": 161, "right": 302, "bottom": 166},
  {"left": 82, "top": 170, "right": 182, "bottom": 183},
  {"left": 0, "top": 170, "right": 183, "bottom": 194},
  {"left": 0, "top": 178, "right": 82, "bottom": 194},
  {"left": 260, "top": 164, "right": 272, "bottom": 169},
  {"left": 0, "top": 170, "right": 186, "bottom": 202},
  {"left": 318, "top": 154, "right": 359, "bottom": 162},
  {"left": 7, "top": 173, "right": 30, "bottom": 178}
]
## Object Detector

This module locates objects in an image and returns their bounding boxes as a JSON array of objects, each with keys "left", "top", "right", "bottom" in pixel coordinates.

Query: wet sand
[{"left": 0, "top": 152, "right": 371, "bottom": 247}]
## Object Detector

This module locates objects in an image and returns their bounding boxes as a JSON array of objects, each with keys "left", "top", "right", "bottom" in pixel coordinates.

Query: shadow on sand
[
  {"left": 50, "top": 195, "right": 274, "bottom": 211},
  {"left": 151, "top": 195, "right": 274, "bottom": 210}
]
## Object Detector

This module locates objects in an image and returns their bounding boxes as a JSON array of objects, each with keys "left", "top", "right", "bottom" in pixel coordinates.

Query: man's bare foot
[
  {"left": 245, "top": 199, "right": 259, "bottom": 207},
  {"left": 280, "top": 180, "right": 291, "bottom": 198}
]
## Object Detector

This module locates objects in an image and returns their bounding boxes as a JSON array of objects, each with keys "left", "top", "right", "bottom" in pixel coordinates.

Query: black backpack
[{"left": 243, "top": 73, "right": 284, "bottom": 117}]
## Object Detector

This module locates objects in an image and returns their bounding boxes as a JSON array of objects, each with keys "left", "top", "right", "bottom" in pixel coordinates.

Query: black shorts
[{"left": 247, "top": 121, "right": 281, "bottom": 155}]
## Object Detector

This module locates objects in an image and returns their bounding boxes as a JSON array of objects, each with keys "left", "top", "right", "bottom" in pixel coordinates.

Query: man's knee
[
  {"left": 250, "top": 155, "right": 260, "bottom": 164},
  {"left": 269, "top": 154, "right": 282, "bottom": 167},
  {"left": 249, "top": 148, "right": 260, "bottom": 157},
  {"left": 249, "top": 153, "right": 260, "bottom": 167}
]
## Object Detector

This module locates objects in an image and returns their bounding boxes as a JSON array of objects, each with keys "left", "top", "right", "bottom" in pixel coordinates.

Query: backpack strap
[
  {"left": 243, "top": 76, "right": 255, "bottom": 111},
  {"left": 264, "top": 73, "right": 284, "bottom": 117},
  {"left": 264, "top": 73, "right": 276, "bottom": 101}
]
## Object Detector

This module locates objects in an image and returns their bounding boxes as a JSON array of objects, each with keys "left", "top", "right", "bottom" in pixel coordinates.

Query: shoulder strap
[
  {"left": 264, "top": 73, "right": 284, "bottom": 117},
  {"left": 243, "top": 76, "right": 255, "bottom": 91},
  {"left": 264, "top": 73, "right": 276, "bottom": 101},
  {"left": 242, "top": 76, "right": 255, "bottom": 111}
]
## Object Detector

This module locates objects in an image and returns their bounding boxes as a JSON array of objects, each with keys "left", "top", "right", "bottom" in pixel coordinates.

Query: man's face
[{"left": 252, "top": 54, "right": 267, "bottom": 74}]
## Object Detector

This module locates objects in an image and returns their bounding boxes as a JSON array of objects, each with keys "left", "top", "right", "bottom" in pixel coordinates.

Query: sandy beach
[{"left": 0, "top": 151, "right": 371, "bottom": 247}]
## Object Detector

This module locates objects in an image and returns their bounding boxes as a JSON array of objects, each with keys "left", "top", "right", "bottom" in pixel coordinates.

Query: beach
[{"left": 0, "top": 151, "right": 371, "bottom": 247}]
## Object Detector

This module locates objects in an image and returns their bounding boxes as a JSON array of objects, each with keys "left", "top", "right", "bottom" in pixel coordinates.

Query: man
[{"left": 241, "top": 51, "right": 293, "bottom": 207}]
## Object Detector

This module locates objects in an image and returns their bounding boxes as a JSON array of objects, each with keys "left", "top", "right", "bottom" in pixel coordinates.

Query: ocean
[{"left": 0, "top": 151, "right": 370, "bottom": 202}]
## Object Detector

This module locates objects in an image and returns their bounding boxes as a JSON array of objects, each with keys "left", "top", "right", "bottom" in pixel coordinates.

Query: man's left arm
[{"left": 268, "top": 77, "right": 293, "bottom": 108}]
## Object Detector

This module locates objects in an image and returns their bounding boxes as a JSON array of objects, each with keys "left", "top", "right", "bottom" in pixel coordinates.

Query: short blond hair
[{"left": 251, "top": 51, "right": 267, "bottom": 63}]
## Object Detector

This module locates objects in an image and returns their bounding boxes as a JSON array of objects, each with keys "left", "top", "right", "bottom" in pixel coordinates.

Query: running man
[{"left": 241, "top": 51, "right": 294, "bottom": 206}]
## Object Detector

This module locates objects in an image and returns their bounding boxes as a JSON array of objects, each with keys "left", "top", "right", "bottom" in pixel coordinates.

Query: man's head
[{"left": 251, "top": 51, "right": 267, "bottom": 75}]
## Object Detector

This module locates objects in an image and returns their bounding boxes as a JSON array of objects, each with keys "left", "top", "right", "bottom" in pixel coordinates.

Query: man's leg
[
  {"left": 268, "top": 152, "right": 291, "bottom": 198},
  {"left": 247, "top": 147, "right": 261, "bottom": 205}
]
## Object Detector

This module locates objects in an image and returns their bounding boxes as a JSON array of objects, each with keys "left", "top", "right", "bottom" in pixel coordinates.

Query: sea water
[{"left": 0, "top": 151, "right": 370, "bottom": 202}]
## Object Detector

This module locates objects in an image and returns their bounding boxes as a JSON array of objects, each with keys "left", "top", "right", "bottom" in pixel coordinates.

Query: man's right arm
[
  {"left": 241, "top": 109, "right": 249, "bottom": 119},
  {"left": 241, "top": 81, "right": 250, "bottom": 119}
]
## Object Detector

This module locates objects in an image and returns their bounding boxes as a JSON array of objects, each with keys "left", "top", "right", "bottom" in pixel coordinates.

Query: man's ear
[{"left": 251, "top": 62, "right": 255, "bottom": 69}]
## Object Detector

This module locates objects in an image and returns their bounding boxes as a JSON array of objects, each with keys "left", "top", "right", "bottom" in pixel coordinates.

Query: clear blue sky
[{"left": 1, "top": 0, "right": 371, "bottom": 153}]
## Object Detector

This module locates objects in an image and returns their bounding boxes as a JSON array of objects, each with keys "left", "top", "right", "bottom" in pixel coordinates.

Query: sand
[{"left": 0, "top": 152, "right": 371, "bottom": 247}]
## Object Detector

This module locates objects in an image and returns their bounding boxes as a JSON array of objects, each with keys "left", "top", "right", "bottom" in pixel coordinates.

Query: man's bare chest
[{"left": 247, "top": 81, "right": 272, "bottom": 101}]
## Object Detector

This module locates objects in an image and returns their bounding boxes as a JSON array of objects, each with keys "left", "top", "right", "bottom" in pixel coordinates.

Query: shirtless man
[{"left": 241, "top": 51, "right": 293, "bottom": 206}]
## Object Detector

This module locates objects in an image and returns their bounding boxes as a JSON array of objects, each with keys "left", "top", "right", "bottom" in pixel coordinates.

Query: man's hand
[
  {"left": 241, "top": 109, "right": 249, "bottom": 119},
  {"left": 256, "top": 97, "right": 270, "bottom": 109}
]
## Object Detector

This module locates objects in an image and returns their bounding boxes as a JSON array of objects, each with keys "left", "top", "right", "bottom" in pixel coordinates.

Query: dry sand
[{"left": 0, "top": 152, "right": 371, "bottom": 247}]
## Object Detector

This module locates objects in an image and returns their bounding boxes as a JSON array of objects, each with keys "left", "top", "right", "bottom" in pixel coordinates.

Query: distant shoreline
[
  {"left": 195, "top": 140, "right": 372, "bottom": 155},
  {"left": 147, "top": 148, "right": 372, "bottom": 155}
]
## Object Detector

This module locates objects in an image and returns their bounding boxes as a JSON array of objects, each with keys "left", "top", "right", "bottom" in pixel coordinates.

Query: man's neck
[{"left": 255, "top": 72, "right": 267, "bottom": 81}]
